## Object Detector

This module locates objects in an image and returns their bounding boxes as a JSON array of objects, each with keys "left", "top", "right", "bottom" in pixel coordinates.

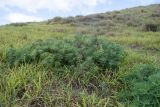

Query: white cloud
[
  {"left": 0, "top": 0, "right": 112, "bottom": 24},
  {"left": 0, "top": 0, "right": 112, "bottom": 13},
  {"left": 6, "top": 13, "right": 44, "bottom": 23}
]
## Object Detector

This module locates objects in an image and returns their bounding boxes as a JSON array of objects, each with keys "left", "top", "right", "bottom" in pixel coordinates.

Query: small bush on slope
[
  {"left": 8, "top": 23, "right": 28, "bottom": 27},
  {"left": 144, "top": 23, "right": 159, "bottom": 32},
  {"left": 119, "top": 64, "right": 160, "bottom": 107},
  {"left": 6, "top": 36, "right": 126, "bottom": 72}
]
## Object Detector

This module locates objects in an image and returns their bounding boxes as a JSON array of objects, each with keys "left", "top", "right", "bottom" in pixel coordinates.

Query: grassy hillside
[{"left": 0, "top": 4, "right": 160, "bottom": 107}]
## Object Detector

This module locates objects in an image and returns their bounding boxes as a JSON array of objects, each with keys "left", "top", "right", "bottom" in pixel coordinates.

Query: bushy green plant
[
  {"left": 151, "top": 9, "right": 160, "bottom": 17},
  {"left": 6, "top": 46, "right": 17, "bottom": 67},
  {"left": 144, "top": 23, "right": 159, "bottom": 32},
  {"left": 119, "top": 64, "right": 160, "bottom": 107},
  {"left": 52, "top": 16, "right": 64, "bottom": 23},
  {"left": 8, "top": 23, "right": 28, "bottom": 27},
  {"left": 62, "top": 16, "right": 75, "bottom": 24},
  {"left": 6, "top": 36, "right": 126, "bottom": 71}
]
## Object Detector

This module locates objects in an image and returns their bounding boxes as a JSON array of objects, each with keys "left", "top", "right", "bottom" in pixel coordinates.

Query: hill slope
[
  {"left": 0, "top": 4, "right": 160, "bottom": 107},
  {"left": 48, "top": 4, "right": 160, "bottom": 34}
]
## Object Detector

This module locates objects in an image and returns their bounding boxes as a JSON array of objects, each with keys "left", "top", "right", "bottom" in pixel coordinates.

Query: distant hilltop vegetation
[
  {"left": 7, "top": 4, "right": 160, "bottom": 35},
  {"left": 47, "top": 4, "right": 160, "bottom": 34}
]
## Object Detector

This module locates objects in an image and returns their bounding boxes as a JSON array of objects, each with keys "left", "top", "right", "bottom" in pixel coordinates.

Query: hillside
[
  {"left": 48, "top": 4, "right": 160, "bottom": 34},
  {"left": 0, "top": 4, "right": 160, "bottom": 107}
]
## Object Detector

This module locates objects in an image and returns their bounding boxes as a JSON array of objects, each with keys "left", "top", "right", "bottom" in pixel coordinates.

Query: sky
[{"left": 0, "top": 0, "right": 160, "bottom": 25}]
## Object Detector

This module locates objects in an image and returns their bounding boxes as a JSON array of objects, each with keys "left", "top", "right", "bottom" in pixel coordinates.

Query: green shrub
[
  {"left": 96, "top": 14, "right": 106, "bottom": 19},
  {"left": 75, "top": 15, "right": 99, "bottom": 26},
  {"left": 119, "top": 64, "right": 160, "bottom": 107},
  {"left": 52, "top": 16, "right": 64, "bottom": 23},
  {"left": 62, "top": 16, "right": 75, "bottom": 24},
  {"left": 6, "top": 36, "right": 126, "bottom": 71},
  {"left": 95, "top": 20, "right": 115, "bottom": 27},
  {"left": 0, "top": 49, "right": 3, "bottom": 61},
  {"left": 144, "top": 23, "right": 159, "bottom": 32},
  {"left": 6, "top": 46, "right": 17, "bottom": 67},
  {"left": 126, "top": 18, "right": 142, "bottom": 27},
  {"left": 151, "top": 9, "right": 160, "bottom": 17},
  {"left": 8, "top": 23, "right": 28, "bottom": 27}
]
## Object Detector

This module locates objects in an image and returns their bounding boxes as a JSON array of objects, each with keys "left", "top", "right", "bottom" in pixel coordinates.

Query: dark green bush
[
  {"left": 6, "top": 36, "right": 126, "bottom": 71},
  {"left": 6, "top": 46, "right": 17, "bottom": 67},
  {"left": 151, "top": 9, "right": 160, "bottom": 17},
  {"left": 75, "top": 15, "right": 99, "bottom": 26},
  {"left": 8, "top": 23, "right": 28, "bottom": 27},
  {"left": 119, "top": 64, "right": 160, "bottom": 107},
  {"left": 94, "top": 14, "right": 106, "bottom": 19},
  {"left": 126, "top": 18, "right": 142, "bottom": 27},
  {"left": 95, "top": 20, "right": 115, "bottom": 27},
  {"left": 62, "top": 16, "right": 75, "bottom": 24},
  {"left": 144, "top": 23, "right": 159, "bottom": 32},
  {"left": 52, "top": 17, "right": 64, "bottom": 23}
]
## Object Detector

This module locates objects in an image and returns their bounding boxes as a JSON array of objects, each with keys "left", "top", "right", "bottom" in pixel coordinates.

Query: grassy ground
[{"left": 0, "top": 5, "right": 160, "bottom": 107}]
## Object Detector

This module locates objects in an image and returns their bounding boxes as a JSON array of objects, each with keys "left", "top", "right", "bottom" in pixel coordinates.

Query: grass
[{"left": 0, "top": 4, "right": 160, "bottom": 107}]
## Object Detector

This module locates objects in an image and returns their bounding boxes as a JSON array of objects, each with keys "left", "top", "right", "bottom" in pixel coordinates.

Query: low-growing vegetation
[
  {"left": 6, "top": 36, "right": 126, "bottom": 71},
  {"left": 0, "top": 4, "right": 160, "bottom": 107},
  {"left": 144, "top": 23, "right": 159, "bottom": 32},
  {"left": 7, "top": 23, "right": 28, "bottom": 27},
  {"left": 119, "top": 64, "right": 160, "bottom": 107}
]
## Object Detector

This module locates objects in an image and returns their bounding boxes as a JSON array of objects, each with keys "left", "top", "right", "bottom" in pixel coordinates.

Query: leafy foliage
[
  {"left": 144, "top": 23, "right": 159, "bottom": 32},
  {"left": 119, "top": 64, "right": 160, "bottom": 107},
  {"left": 6, "top": 46, "right": 17, "bottom": 67},
  {"left": 8, "top": 23, "right": 28, "bottom": 27},
  {"left": 6, "top": 36, "right": 126, "bottom": 71}
]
